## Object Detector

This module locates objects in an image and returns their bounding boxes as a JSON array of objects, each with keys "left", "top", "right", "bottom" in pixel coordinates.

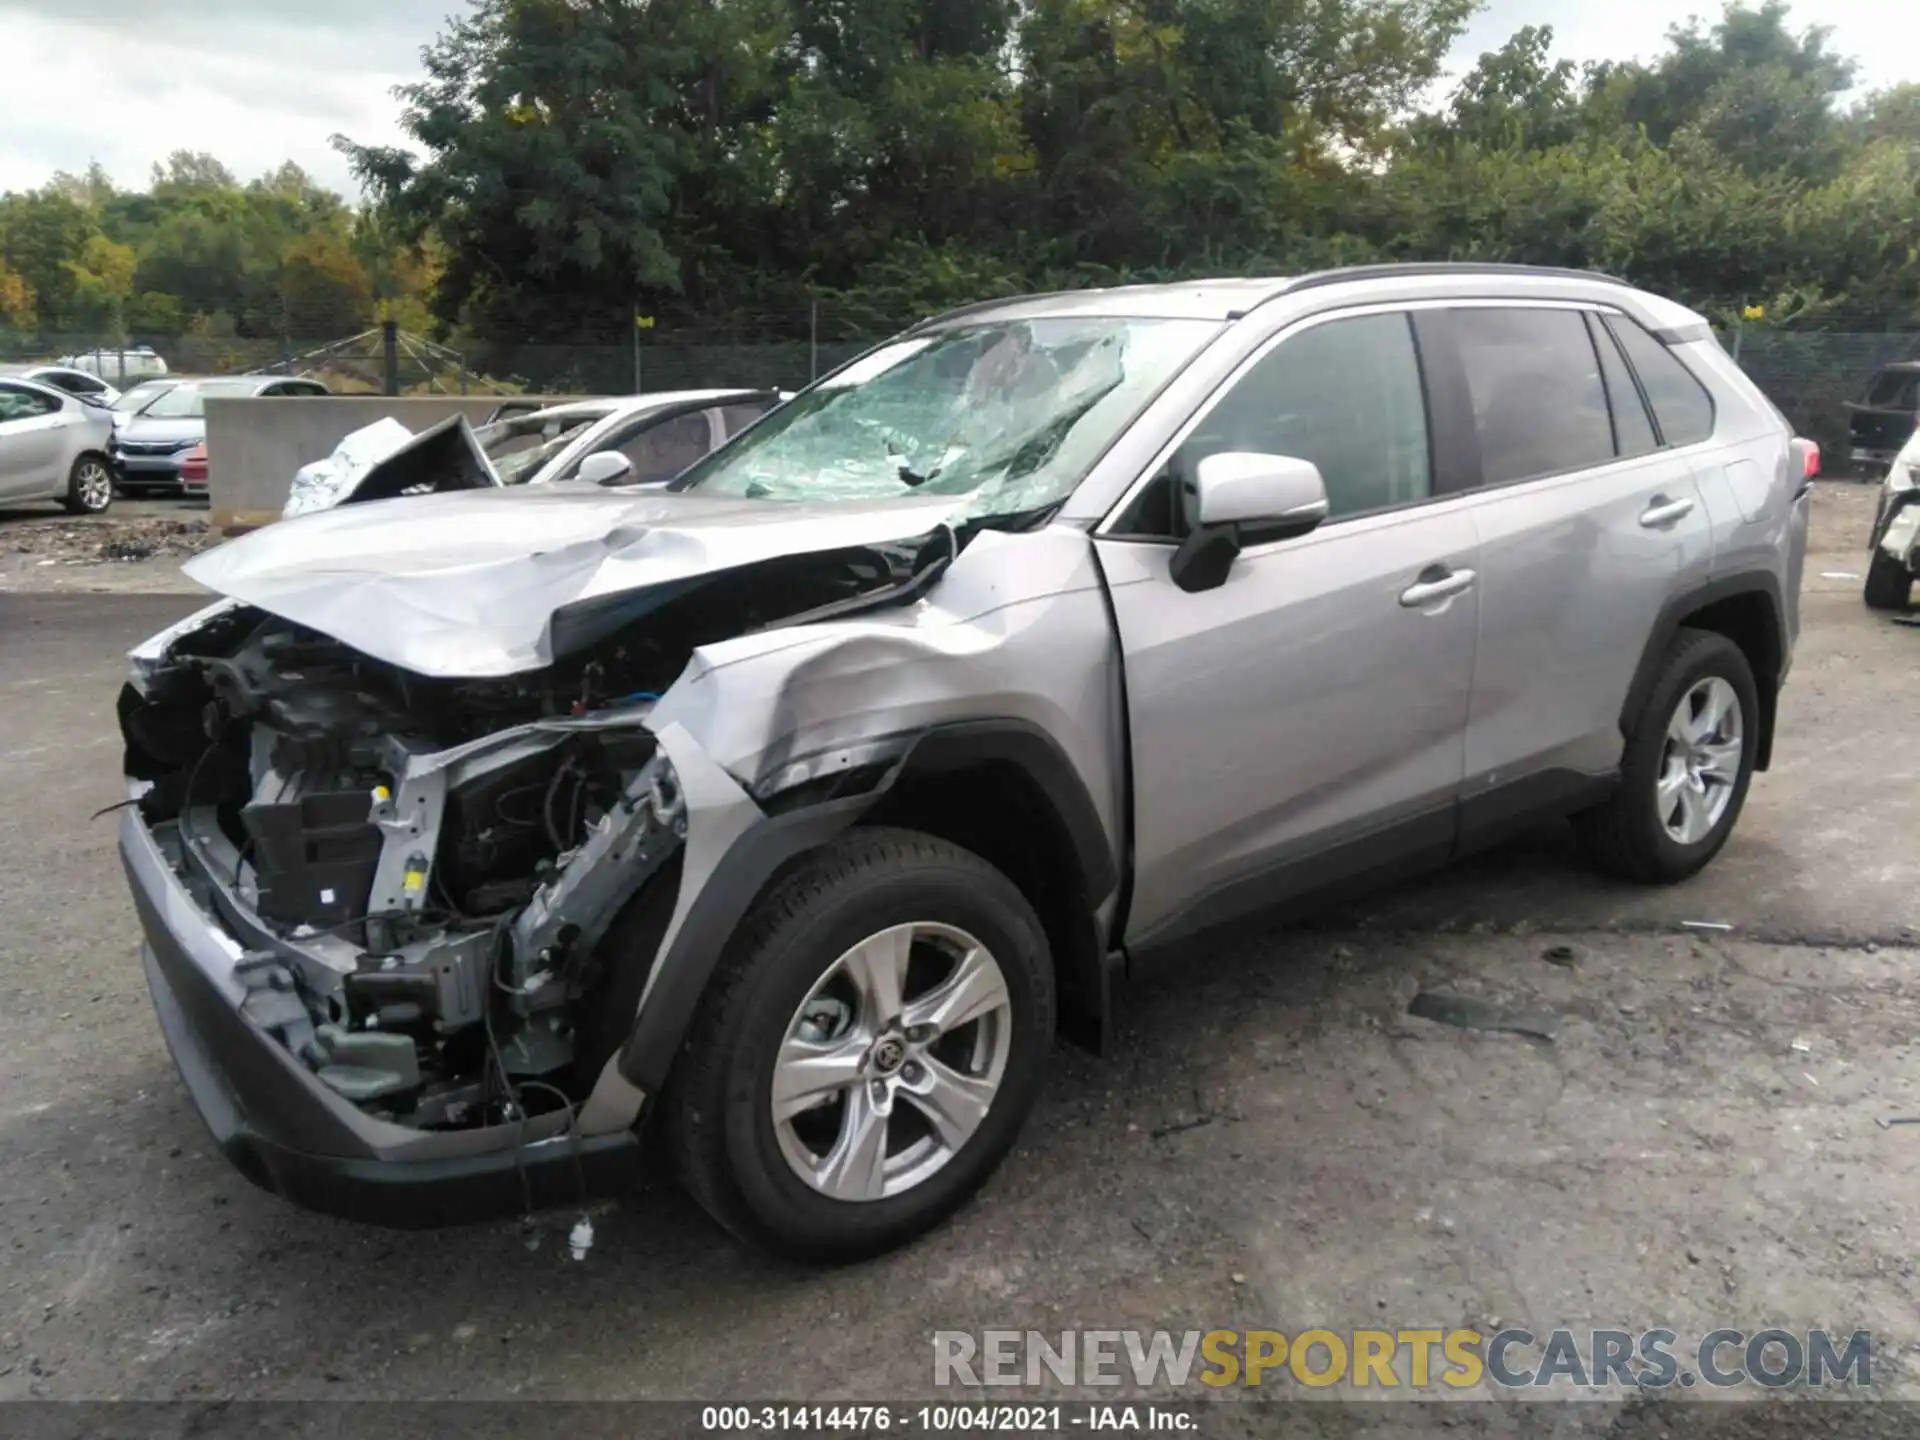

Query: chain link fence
[{"left": 10, "top": 311, "right": 1919, "bottom": 474}]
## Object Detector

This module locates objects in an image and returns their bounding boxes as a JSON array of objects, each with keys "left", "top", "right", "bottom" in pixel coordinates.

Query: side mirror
[
  {"left": 576, "top": 451, "right": 634, "bottom": 487},
  {"left": 1170, "top": 452, "right": 1330, "bottom": 593}
]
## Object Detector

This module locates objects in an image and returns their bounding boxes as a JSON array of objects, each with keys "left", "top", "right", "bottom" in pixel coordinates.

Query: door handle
[
  {"left": 1399, "top": 566, "right": 1477, "bottom": 608},
  {"left": 1640, "top": 495, "right": 1695, "bottom": 528}
]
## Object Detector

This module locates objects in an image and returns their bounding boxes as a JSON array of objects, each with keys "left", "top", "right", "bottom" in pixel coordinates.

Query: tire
[
  {"left": 1575, "top": 628, "right": 1759, "bottom": 885},
  {"left": 1864, "top": 549, "right": 1913, "bottom": 611},
  {"left": 665, "top": 827, "right": 1054, "bottom": 1262},
  {"left": 62, "top": 453, "right": 114, "bottom": 515}
]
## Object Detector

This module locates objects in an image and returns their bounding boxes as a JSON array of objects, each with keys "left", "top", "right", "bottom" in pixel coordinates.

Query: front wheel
[
  {"left": 63, "top": 454, "right": 114, "bottom": 514},
  {"left": 1575, "top": 628, "right": 1759, "bottom": 884},
  {"left": 666, "top": 828, "right": 1054, "bottom": 1262}
]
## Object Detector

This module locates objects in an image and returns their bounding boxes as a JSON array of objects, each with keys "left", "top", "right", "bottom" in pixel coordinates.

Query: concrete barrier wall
[{"left": 206, "top": 396, "right": 593, "bottom": 530}]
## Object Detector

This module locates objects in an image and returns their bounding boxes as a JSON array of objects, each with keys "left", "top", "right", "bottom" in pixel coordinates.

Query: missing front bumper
[{"left": 122, "top": 807, "right": 643, "bottom": 1226}]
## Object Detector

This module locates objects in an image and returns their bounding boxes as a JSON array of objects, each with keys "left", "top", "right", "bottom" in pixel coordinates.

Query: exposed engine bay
[{"left": 118, "top": 538, "right": 944, "bottom": 1132}]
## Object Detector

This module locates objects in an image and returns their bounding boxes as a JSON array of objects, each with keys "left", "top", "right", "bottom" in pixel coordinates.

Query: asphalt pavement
[{"left": 2, "top": 485, "right": 1917, "bottom": 1426}]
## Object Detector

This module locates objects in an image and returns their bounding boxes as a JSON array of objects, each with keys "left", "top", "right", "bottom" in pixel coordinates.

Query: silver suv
[{"left": 116, "top": 265, "right": 1810, "bottom": 1259}]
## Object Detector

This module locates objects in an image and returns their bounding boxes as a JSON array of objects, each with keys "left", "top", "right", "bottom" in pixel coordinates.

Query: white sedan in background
[
  {"left": 281, "top": 389, "right": 790, "bottom": 517},
  {"left": 479, "top": 388, "right": 789, "bottom": 488}
]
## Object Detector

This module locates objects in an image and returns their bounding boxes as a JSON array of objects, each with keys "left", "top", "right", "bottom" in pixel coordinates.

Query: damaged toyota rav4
[{"left": 119, "top": 266, "right": 1811, "bottom": 1260}]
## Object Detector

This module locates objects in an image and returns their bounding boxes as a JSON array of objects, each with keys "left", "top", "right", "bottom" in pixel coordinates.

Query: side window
[
  {"left": 1452, "top": 308, "right": 1614, "bottom": 486},
  {"left": 1173, "top": 312, "right": 1431, "bottom": 524},
  {"left": 1588, "top": 315, "right": 1658, "bottom": 459},
  {"left": 0, "top": 385, "right": 60, "bottom": 423},
  {"left": 717, "top": 401, "right": 774, "bottom": 440},
  {"left": 618, "top": 411, "right": 716, "bottom": 483},
  {"left": 1608, "top": 317, "right": 1716, "bottom": 447},
  {"left": 1865, "top": 369, "right": 1916, "bottom": 408}
]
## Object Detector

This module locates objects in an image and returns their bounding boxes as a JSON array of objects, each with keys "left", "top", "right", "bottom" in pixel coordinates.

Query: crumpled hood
[{"left": 183, "top": 482, "right": 966, "bottom": 677}]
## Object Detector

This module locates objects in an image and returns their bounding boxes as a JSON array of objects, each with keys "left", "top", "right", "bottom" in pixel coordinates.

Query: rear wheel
[
  {"left": 1576, "top": 629, "right": 1758, "bottom": 884},
  {"left": 1864, "top": 549, "right": 1912, "bottom": 611},
  {"left": 666, "top": 828, "right": 1054, "bottom": 1262},
  {"left": 62, "top": 454, "right": 113, "bottom": 514}
]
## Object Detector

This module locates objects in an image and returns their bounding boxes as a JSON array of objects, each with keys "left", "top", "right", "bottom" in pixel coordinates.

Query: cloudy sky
[{"left": 0, "top": 0, "right": 1913, "bottom": 199}]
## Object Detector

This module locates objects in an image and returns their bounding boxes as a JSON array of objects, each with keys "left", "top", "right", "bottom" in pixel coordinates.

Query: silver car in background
[
  {"left": 0, "top": 375, "right": 115, "bottom": 512},
  {"left": 113, "top": 375, "right": 329, "bottom": 495},
  {"left": 0, "top": 363, "right": 121, "bottom": 406},
  {"left": 478, "top": 388, "right": 788, "bottom": 487}
]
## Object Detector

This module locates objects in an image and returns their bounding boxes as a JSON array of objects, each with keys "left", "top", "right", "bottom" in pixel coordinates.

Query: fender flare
[
  {"left": 1621, "top": 571, "right": 1786, "bottom": 772},
  {"left": 617, "top": 718, "right": 1119, "bottom": 1093}
]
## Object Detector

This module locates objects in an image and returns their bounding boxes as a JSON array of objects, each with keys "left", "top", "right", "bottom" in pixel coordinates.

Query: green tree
[
  {"left": 0, "top": 191, "right": 98, "bottom": 329},
  {"left": 0, "top": 257, "right": 34, "bottom": 329},
  {"left": 1589, "top": 1, "right": 1855, "bottom": 181},
  {"left": 151, "top": 150, "right": 240, "bottom": 195},
  {"left": 1429, "top": 26, "right": 1586, "bottom": 153},
  {"left": 64, "top": 234, "right": 138, "bottom": 333},
  {"left": 337, "top": 0, "right": 690, "bottom": 340},
  {"left": 279, "top": 231, "right": 375, "bottom": 336}
]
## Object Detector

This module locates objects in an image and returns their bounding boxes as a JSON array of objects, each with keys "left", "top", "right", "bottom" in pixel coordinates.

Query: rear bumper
[{"left": 121, "top": 810, "right": 642, "bottom": 1227}]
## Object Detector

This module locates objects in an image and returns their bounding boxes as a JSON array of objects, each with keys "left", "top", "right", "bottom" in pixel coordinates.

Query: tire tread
[
  {"left": 1576, "top": 627, "right": 1756, "bottom": 884},
  {"left": 665, "top": 826, "right": 1050, "bottom": 1260}
]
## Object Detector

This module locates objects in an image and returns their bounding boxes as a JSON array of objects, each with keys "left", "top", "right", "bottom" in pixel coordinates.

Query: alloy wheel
[
  {"left": 1657, "top": 676, "right": 1744, "bottom": 845},
  {"left": 75, "top": 461, "right": 113, "bottom": 512},
  {"left": 771, "top": 922, "right": 1013, "bottom": 1202}
]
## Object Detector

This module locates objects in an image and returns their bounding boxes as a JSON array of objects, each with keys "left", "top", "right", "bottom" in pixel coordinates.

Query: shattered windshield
[
  {"left": 673, "top": 317, "right": 1219, "bottom": 518},
  {"left": 477, "top": 409, "right": 608, "bottom": 484}
]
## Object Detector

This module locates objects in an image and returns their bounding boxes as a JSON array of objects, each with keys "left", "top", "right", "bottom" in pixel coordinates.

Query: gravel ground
[
  {"left": 1, "top": 481, "right": 1917, "bottom": 1434},
  {"left": 0, "top": 498, "right": 219, "bottom": 596}
]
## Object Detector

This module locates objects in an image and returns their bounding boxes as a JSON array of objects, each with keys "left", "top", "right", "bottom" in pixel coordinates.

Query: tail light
[{"left": 1802, "top": 440, "right": 1821, "bottom": 479}]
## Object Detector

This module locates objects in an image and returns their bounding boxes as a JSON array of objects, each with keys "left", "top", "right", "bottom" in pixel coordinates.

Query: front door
[
  {"left": 1094, "top": 310, "right": 1480, "bottom": 950},
  {"left": 0, "top": 384, "right": 68, "bottom": 500}
]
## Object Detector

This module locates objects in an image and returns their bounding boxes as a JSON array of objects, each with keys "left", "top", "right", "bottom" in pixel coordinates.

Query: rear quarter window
[{"left": 1609, "top": 317, "right": 1716, "bottom": 446}]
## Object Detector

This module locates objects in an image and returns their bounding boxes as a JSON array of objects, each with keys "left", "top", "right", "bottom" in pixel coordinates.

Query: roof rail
[{"left": 1293, "top": 261, "right": 1629, "bottom": 292}]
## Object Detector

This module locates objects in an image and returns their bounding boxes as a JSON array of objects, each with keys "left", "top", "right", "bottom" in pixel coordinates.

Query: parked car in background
[
  {"left": 1864, "top": 421, "right": 1920, "bottom": 609},
  {"left": 476, "top": 389, "right": 788, "bottom": 487},
  {"left": 59, "top": 346, "right": 169, "bottom": 384},
  {"left": 118, "top": 265, "right": 1810, "bottom": 1259},
  {"left": 0, "top": 376, "right": 115, "bottom": 513},
  {"left": 0, "top": 363, "right": 120, "bottom": 406},
  {"left": 481, "top": 397, "right": 554, "bottom": 425},
  {"left": 276, "top": 389, "right": 790, "bottom": 517},
  {"left": 110, "top": 377, "right": 192, "bottom": 429},
  {"left": 178, "top": 441, "right": 209, "bottom": 500},
  {"left": 1845, "top": 361, "right": 1920, "bottom": 479},
  {"left": 112, "top": 375, "right": 328, "bottom": 495}
]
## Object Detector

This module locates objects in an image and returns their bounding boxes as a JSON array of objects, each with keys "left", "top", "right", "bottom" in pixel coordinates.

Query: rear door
[
  {"left": 0, "top": 382, "right": 70, "bottom": 500},
  {"left": 1424, "top": 304, "right": 1713, "bottom": 838}
]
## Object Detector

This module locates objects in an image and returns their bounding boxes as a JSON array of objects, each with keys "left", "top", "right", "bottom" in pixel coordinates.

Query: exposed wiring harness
[{"left": 479, "top": 913, "right": 593, "bottom": 1252}]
